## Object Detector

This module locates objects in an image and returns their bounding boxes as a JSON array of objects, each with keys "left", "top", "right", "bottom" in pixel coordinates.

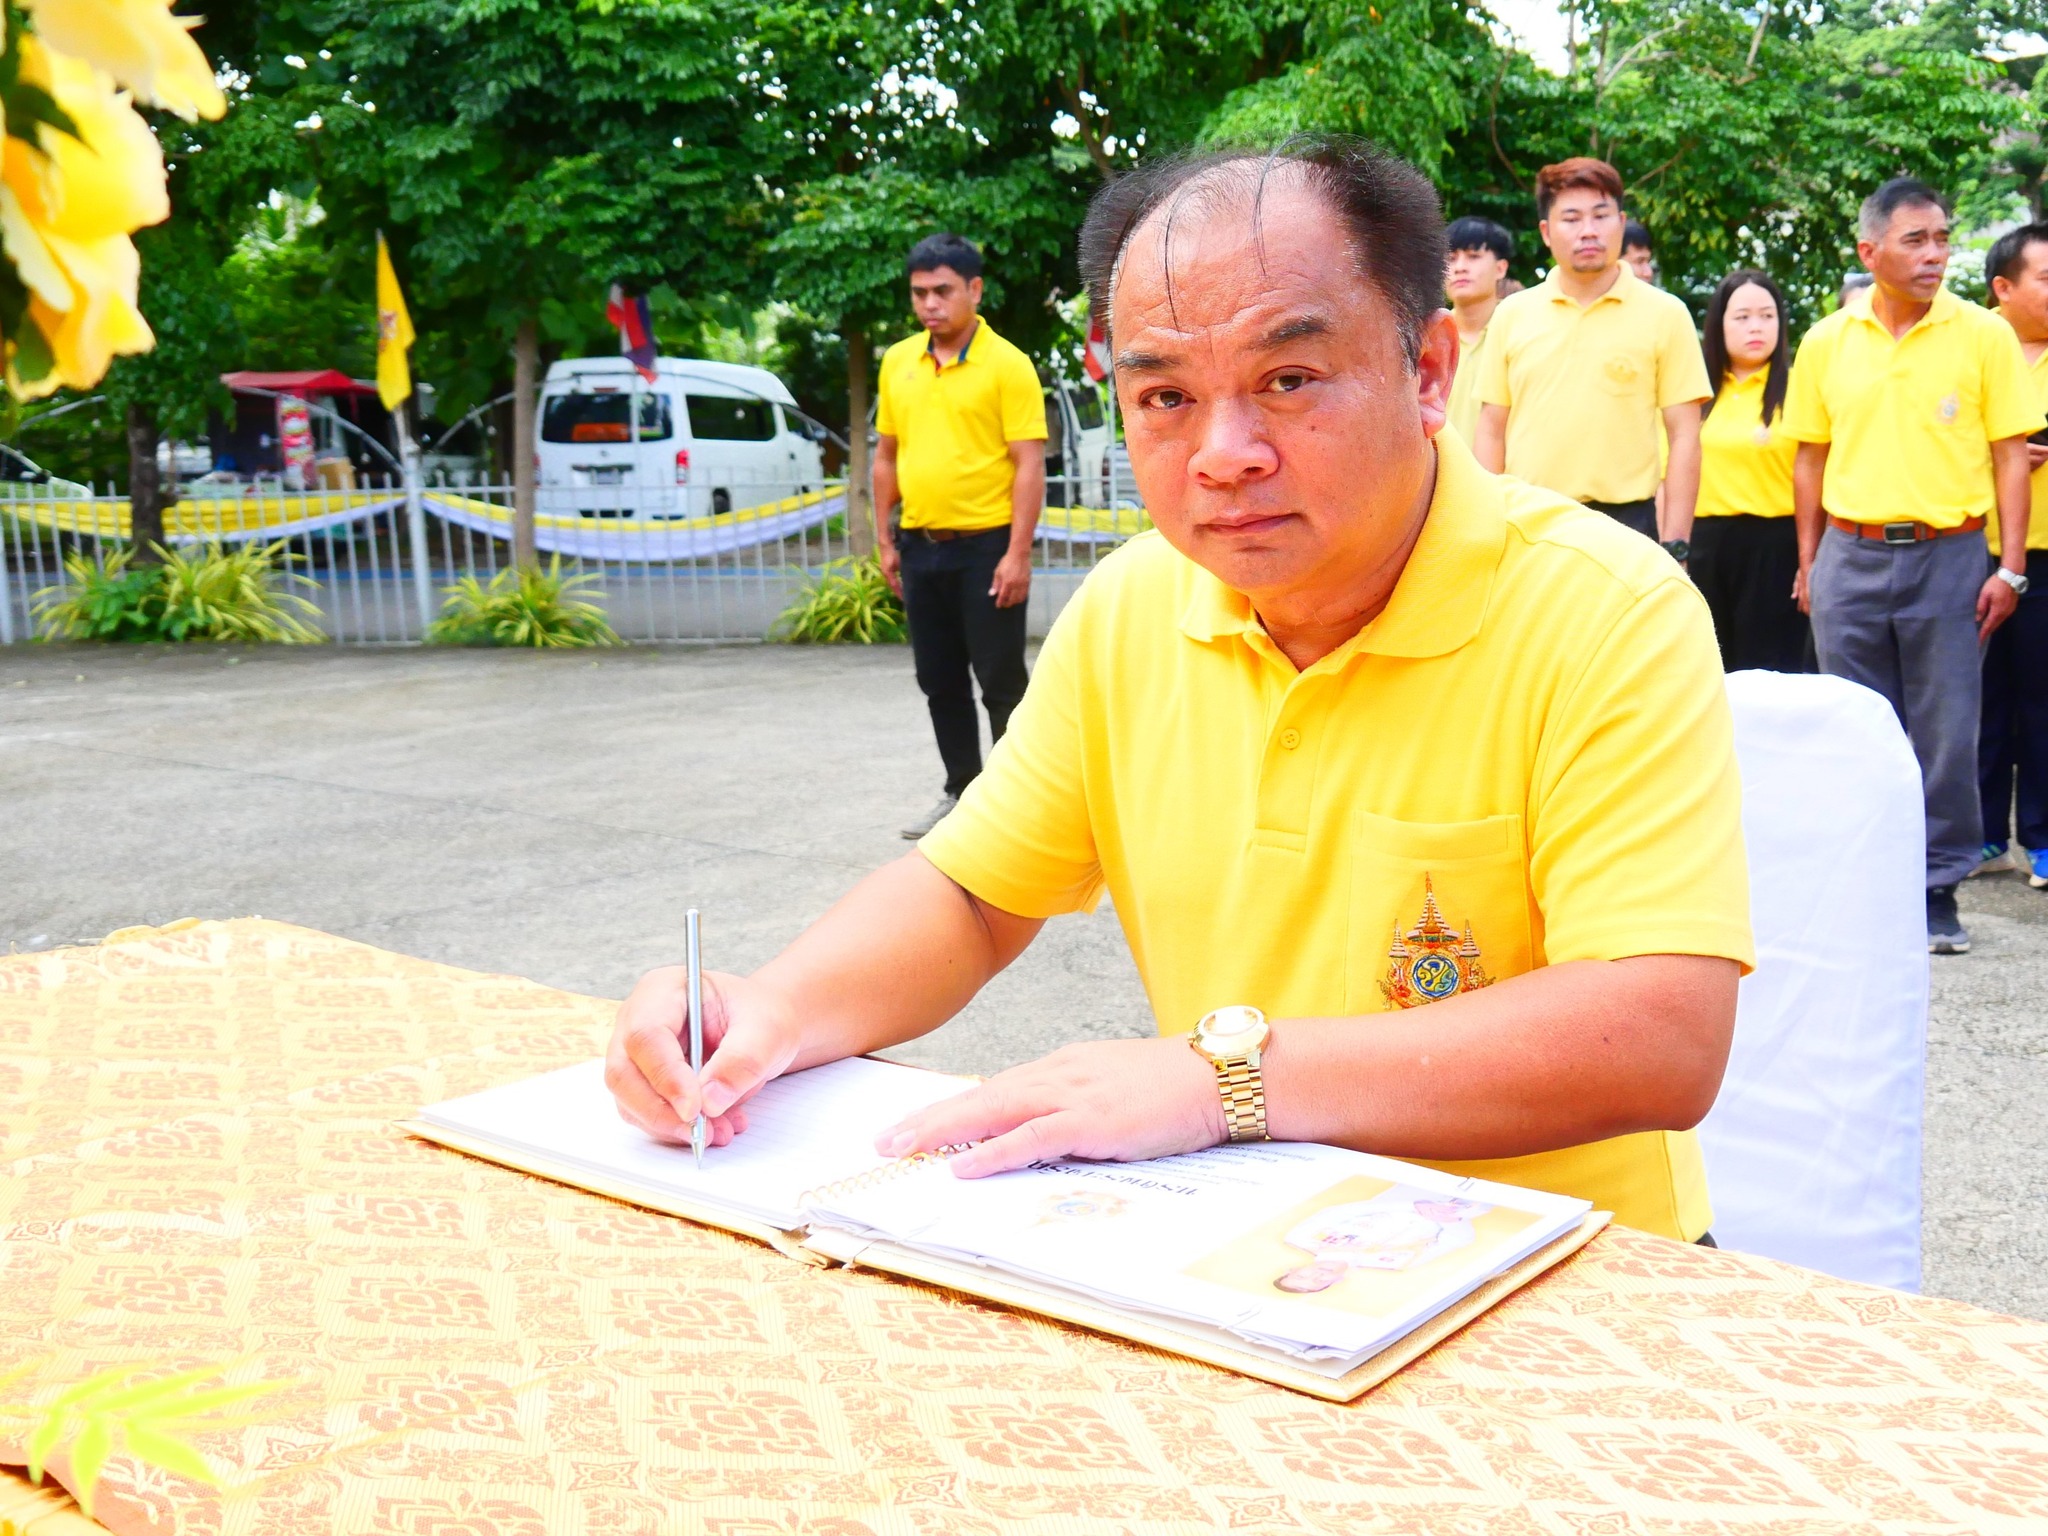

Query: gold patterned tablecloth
[{"left": 5, "top": 920, "right": 2048, "bottom": 1535}]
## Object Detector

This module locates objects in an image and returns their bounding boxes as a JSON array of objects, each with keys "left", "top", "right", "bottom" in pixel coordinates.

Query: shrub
[
  {"left": 31, "top": 542, "right": 325, "bottom": 643},
  {"left": 775, "top": 555, "right": 907, "bottom": 643},
  {"left": 425, "top": 557, "right": 620, "bottom": 647},
  {"left": 156, "top": 542, "right": 326, "bottom": 642}
]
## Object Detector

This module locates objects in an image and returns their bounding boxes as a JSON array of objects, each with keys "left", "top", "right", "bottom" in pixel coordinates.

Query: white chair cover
[{"left": 1697, "top": 670, "right": 1927, "bottom": 1292}]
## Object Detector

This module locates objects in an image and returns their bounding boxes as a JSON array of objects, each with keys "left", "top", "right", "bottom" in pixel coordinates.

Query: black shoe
[
  {"left": 900, "top": 793, "right": 958, "bottom": 840},
  {"left": 1928, "top": 884, "right": 1970, "bottom": 955}
]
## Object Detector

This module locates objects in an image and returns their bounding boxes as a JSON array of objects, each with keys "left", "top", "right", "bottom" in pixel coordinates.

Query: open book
[{"left": 408, "top": 1056, "right": 1607, "bottom": 1401}]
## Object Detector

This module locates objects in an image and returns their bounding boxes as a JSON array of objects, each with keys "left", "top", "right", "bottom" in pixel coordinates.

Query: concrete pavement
[{"left": 3, "top": 642, "right": 2042, "bottom": 1318}]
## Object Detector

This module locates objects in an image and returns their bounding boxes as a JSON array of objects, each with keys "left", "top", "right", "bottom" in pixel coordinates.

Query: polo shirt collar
[
  {"left": 926, "top": 317, "right": 985, "bottom": 368},
  {"left": 1845, "top": 283, "right": 1960, "bottom": 335},
  {"left": 1541, "top": 260, "right": 1635, "bottom": 308},
  {"left": 1176, "top": 428, "right": 1507, "bottom": 665}
]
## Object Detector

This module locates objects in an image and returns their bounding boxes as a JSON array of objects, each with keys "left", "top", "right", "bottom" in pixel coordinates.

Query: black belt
[
  {"left": 1583, "top": 498, "right": 1657, "bottom": 519},
  {"left": 898, "top": 524, "right": 1008, "bottom": 544}
]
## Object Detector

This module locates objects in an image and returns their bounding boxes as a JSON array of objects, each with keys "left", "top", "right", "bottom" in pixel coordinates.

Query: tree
[{"left": 266, "top": 0, "right": 776, "bottom": 563}]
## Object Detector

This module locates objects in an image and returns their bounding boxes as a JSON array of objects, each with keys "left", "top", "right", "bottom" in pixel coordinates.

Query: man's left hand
[
  {"left": 989, "top": 548, "right": 1033, "bottom": 609},
  {"left": 1978, "top": 570, "right": 2021, "bottom": 642},
  {"left": 875, "top": 1036, "right": 1228, "bottom": 1177}
]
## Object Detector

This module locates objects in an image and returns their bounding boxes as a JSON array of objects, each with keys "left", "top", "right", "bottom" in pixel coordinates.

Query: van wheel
[{"left": 712, "top": 488, "right": 732, "bottom": 516}]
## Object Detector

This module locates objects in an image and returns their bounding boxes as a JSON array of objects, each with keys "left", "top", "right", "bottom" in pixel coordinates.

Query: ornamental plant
[
  {"left": 0, "top": 0, "right": 224, "bottom": 398},
  {"left": 425, "top": 558, "right": 621, "bottom": 647},
  {"left": 31, "top": 540, "right": 327, "bottom": 642},
  {"left": 774, "top": 555, "right": 908, "bottom": 644}
]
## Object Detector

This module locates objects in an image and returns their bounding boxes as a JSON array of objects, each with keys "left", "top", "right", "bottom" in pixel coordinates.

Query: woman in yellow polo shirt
[{"left": 1690, "top": 269, "right": 1811, "bottom": 672}]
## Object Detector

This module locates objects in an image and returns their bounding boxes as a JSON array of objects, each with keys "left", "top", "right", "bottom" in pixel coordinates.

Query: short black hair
[
  {"left": 1445, "top": 216, "right": 1513, "bottom": 264},
  {"left": 906, "top": 233, "right": 982, "bottom": 280},
  {"left": 1623, "top": 219, "right": 1652, "bottom": 253},
  {"left": 1987, "top": 222, "right": 2048, "bottom": 289},
  {"left": 1078, "top": 136, "right": 1445, "bottom": 368},
  {"left": 1859, "top": 178, "right": 1947, "bottom": 243}
]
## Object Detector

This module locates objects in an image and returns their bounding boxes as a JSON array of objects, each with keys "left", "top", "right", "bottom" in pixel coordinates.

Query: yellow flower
[
  {"left": 0, "top": 38, "right": 165, "bottom": 395},
  {"left": 21, "top": 0, "right": 225, "bottom": 121}
]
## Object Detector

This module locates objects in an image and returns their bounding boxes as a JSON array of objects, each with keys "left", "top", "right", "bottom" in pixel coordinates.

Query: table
[{"left": 5, "top": 919, "right": 2048, "bottom": 1535}]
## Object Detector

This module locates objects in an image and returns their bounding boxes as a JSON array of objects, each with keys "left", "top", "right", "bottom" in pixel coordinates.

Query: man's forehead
[{"left": 1110, "top": 182, "right": 1363, "bottom": 336}]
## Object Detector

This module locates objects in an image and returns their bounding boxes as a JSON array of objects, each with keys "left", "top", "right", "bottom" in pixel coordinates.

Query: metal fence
[{"left": 0, "top": 465, "right": 1146, "bottom": 645}]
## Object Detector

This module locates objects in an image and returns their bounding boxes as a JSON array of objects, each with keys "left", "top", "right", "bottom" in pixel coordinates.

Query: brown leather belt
[
  {"left": 899, "top": 525, "right": 1007, "bottom": 543},
  {"left": 1827, "top": 514, "right": 1985, "bottom": 544}
]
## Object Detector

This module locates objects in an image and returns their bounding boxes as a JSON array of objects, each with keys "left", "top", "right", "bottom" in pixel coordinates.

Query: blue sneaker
[
  {"left": 1972, "top": 842, "right": 2012, "bottom": 877},
  {"left": 2030, "top": 847, "right": 2048, "bottom": 890}
]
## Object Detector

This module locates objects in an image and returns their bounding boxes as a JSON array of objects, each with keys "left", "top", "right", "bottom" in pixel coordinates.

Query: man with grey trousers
[{"left": 1787, "top": 177, "right": 2043, "bottom": 954}]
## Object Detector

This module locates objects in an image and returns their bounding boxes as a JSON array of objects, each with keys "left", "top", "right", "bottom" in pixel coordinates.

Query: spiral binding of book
[{"left": 800, "top": 1144, "right": 975, "bottom": 1207}]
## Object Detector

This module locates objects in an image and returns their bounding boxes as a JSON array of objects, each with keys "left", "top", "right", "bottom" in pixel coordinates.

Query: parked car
[
  {"left": 1042, "top": 379, "right": 1135, "bottom": 508},
  {"left": 537, "top": 357, "right": 826, "bottom": 519},
  {"left": 0, "top": 444, "right": 89, "bottom": 498}
]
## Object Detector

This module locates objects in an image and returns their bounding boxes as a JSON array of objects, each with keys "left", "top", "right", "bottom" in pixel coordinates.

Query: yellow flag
[{"left": 375, "top": 232, "right": 416, "bottom": 410}]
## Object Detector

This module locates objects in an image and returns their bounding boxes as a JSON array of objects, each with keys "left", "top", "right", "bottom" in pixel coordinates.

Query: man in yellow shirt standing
[
  {"left": 603, "top": 140, "right": 1752, "bottom": 1244},
  {"left": 1980, "top": 221, "right": 2048, "bottom": 888},
  {"left": 1785, "top": 179, "right": 2042, "bottom": 954},
  {"left": 873, "top": 233, "right": 1048, "bottom": 839},
  {"left": 1442, "top": 215, "right": 1512, "bottom": 444},
  {"left": 1472, "top": 158, "right": 1708, "bottom": 559}
]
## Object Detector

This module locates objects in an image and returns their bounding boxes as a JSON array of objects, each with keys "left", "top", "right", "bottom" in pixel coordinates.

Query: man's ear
[
  {"left": 968, "top": 275, "right": 985, "bottom": 307},
  {"left": 1416, "top": 310, "right": 1457, "bottom": 439}
]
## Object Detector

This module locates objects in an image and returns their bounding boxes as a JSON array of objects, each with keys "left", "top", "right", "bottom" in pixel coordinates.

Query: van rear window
[
  {"left": 686, "top": 395, "right": 777, "bottom": 441},
  {"left": 541, "top": 391, "right": 673, "bottom": 443}
]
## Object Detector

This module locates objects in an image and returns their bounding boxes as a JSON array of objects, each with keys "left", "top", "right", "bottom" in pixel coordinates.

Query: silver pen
[{"left": 685, "top": 907, "right": 706, "bottom": 1168}]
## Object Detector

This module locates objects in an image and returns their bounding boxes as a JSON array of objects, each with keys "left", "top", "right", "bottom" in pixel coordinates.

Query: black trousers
[
  {"left": 1690, "top": 515, "right": 1813, "bottom": 674},
  {"left": 1979, "top": 549, "right": 2048, "bottom": 851},
  {"left": 899, "top": 526, "right": 1030, "bottom": 796},
  {"left": 1584, "top": 497, "right": 1659, "bottom": 540}
]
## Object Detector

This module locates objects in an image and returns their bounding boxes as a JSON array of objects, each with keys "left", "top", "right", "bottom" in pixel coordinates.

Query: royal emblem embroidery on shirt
[
  {"left": 1380, "top": 876, "right": 1494, "bottom": 1009},
  {"left": 1938, "top": 393, "right": 1959, "bottom": 424}
]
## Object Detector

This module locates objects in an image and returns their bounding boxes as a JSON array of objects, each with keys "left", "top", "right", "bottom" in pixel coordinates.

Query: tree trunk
[
  {"left": 844, "top": 326, "right": 874, "bottom": 558},
  {"left": 512, "top": 313, "right": 539, "bottom": 569},
  {"left": 126, "top": 402, "right": 165, "bottom": 564}
]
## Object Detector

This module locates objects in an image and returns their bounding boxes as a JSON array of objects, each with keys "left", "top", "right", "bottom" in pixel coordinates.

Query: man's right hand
[
  {"left": 605, "top": 966, "right": 804, "bottom": 1146},
  {"left": 2029, "top": 443, "right": 2048, "bottom": 474},
  {"left": 1792, "top": 562, "right": 1812, "bottom": 615},
  {"left": 877, "top": 539, "right": 903, "bottom": 599}
]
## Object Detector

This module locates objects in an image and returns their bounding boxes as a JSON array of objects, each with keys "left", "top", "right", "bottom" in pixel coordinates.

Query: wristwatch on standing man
[
  {"left": 1996, "top": 565, "right": 2032, "bottom": 597},
  {"left": 1189, "top": 1005, "right": 1271, "bottom": 1142}
]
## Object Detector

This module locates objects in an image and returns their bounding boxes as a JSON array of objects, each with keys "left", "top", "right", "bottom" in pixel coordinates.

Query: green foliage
[
  {"left": 774, "top": 556, "right": 908, "bottom": 644},
  {"left": 425, "top": 558, "right": 621, "bottom": 648},
  {"left": 32, "top": 542, "right": 327, "bottom": 643},
  {"left": 0, "top": 1357, "right": 289, "bottom": 1519},
  {"left": 30, "top": 546, "right": 163, "bottom": 641}
]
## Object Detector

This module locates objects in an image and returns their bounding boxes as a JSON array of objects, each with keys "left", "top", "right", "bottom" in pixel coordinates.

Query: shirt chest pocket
[
  {"left": 1595, "top": 344, "right": 1656, "bottom": 399},
  {"left": 1346, "top": 810, "right": 1535, "bottom": 1014}
]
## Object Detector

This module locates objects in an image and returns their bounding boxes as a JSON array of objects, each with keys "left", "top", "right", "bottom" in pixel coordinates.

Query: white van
[{"left": 538, "top": 357, "right": 826, "bottom": 519}]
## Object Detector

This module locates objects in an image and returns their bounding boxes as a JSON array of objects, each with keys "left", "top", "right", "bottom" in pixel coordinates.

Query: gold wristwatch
[{"left": 1190, "top": 1005, "right": 1271, "bottom": 1142}]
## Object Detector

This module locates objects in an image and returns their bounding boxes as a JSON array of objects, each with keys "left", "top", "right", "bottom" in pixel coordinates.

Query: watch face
[{"left": 1196, "top": 1005, "right": 1269, "bottom": 1058}]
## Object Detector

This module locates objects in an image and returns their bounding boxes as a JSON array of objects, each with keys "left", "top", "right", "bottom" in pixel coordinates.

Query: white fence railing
[{"left": 0, "top": 466, "right": 1148, "bottom": 645}]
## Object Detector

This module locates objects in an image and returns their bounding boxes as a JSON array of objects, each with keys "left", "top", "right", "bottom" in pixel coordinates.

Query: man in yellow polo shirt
[
  {"left": 873, "top": 233, "right": 1048, "bottom": 839},
  {"left": 1443, "top": 215, "right": 1512, "bottom": 443},
  {"left": 1979, "top": 221, "right": 2048, "bottom": 889},
  {"left": 604, "top": 141, "right": 1752, "bottom": 1242},
  {"left": 1784, "top": 178, "right": 2041, "bottom": 954},
  {"left": 1471, "top": 158, "right": 1709, "bottom": 559}
]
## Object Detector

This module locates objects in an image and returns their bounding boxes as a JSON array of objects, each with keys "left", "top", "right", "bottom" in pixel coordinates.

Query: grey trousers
[{"left": 1810, "top": 525, "right": 1987, "bottom": 888}]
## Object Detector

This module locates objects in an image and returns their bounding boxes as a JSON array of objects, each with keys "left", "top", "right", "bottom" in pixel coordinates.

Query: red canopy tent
[{"left": 216, "top": 370, "right": 389, "bottom": 477}]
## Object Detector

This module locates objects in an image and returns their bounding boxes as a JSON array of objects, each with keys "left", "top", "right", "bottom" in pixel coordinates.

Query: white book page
[
  {"left": 804, "top": 1140, "right": 1589, "bottom": 1362},
  {"left": 417, "top": 1056, "right": 971, "bottom": 1230}
]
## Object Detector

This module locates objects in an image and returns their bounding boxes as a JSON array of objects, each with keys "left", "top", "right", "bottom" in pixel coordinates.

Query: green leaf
[{"left": 67, "top": 1417, "right": 113, "bottom": 1518}]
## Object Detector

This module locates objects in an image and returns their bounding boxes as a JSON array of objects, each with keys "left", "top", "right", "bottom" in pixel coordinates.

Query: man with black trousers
[
  {"left": 873, "top": 234, "right": 1048, "bottom": 839},
  {"left": 1980, "top": 222, "right": 2048, "bottom": 887}
]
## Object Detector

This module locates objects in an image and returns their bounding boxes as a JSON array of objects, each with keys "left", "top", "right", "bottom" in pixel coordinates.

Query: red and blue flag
[{"left": 606, "top": 284, "right": 658, "bottom": 383}]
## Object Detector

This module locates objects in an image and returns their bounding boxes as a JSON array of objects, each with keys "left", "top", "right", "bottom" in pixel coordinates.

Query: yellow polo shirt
[
  {"left": 876, "top": 319, "right": 1048, "bottom": 531},
  {"left": 1475, "top": 263, "right": 1711, "bottom": 505},
  {"left": 1782, "top": 286, "right": 2043, "bottom": 529},
  {"left": 1696, "top": 369, "right": 1796, "bottom": 519},
  {"left": 1446, "top": 319, "right": 1491, "bottom": 444},
  {"left": 1989, "top": 340, "right": 2048, "bottom": 556},
  {"left": 922, "top": 431, "right": 1754, "bottom": 1241}
]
